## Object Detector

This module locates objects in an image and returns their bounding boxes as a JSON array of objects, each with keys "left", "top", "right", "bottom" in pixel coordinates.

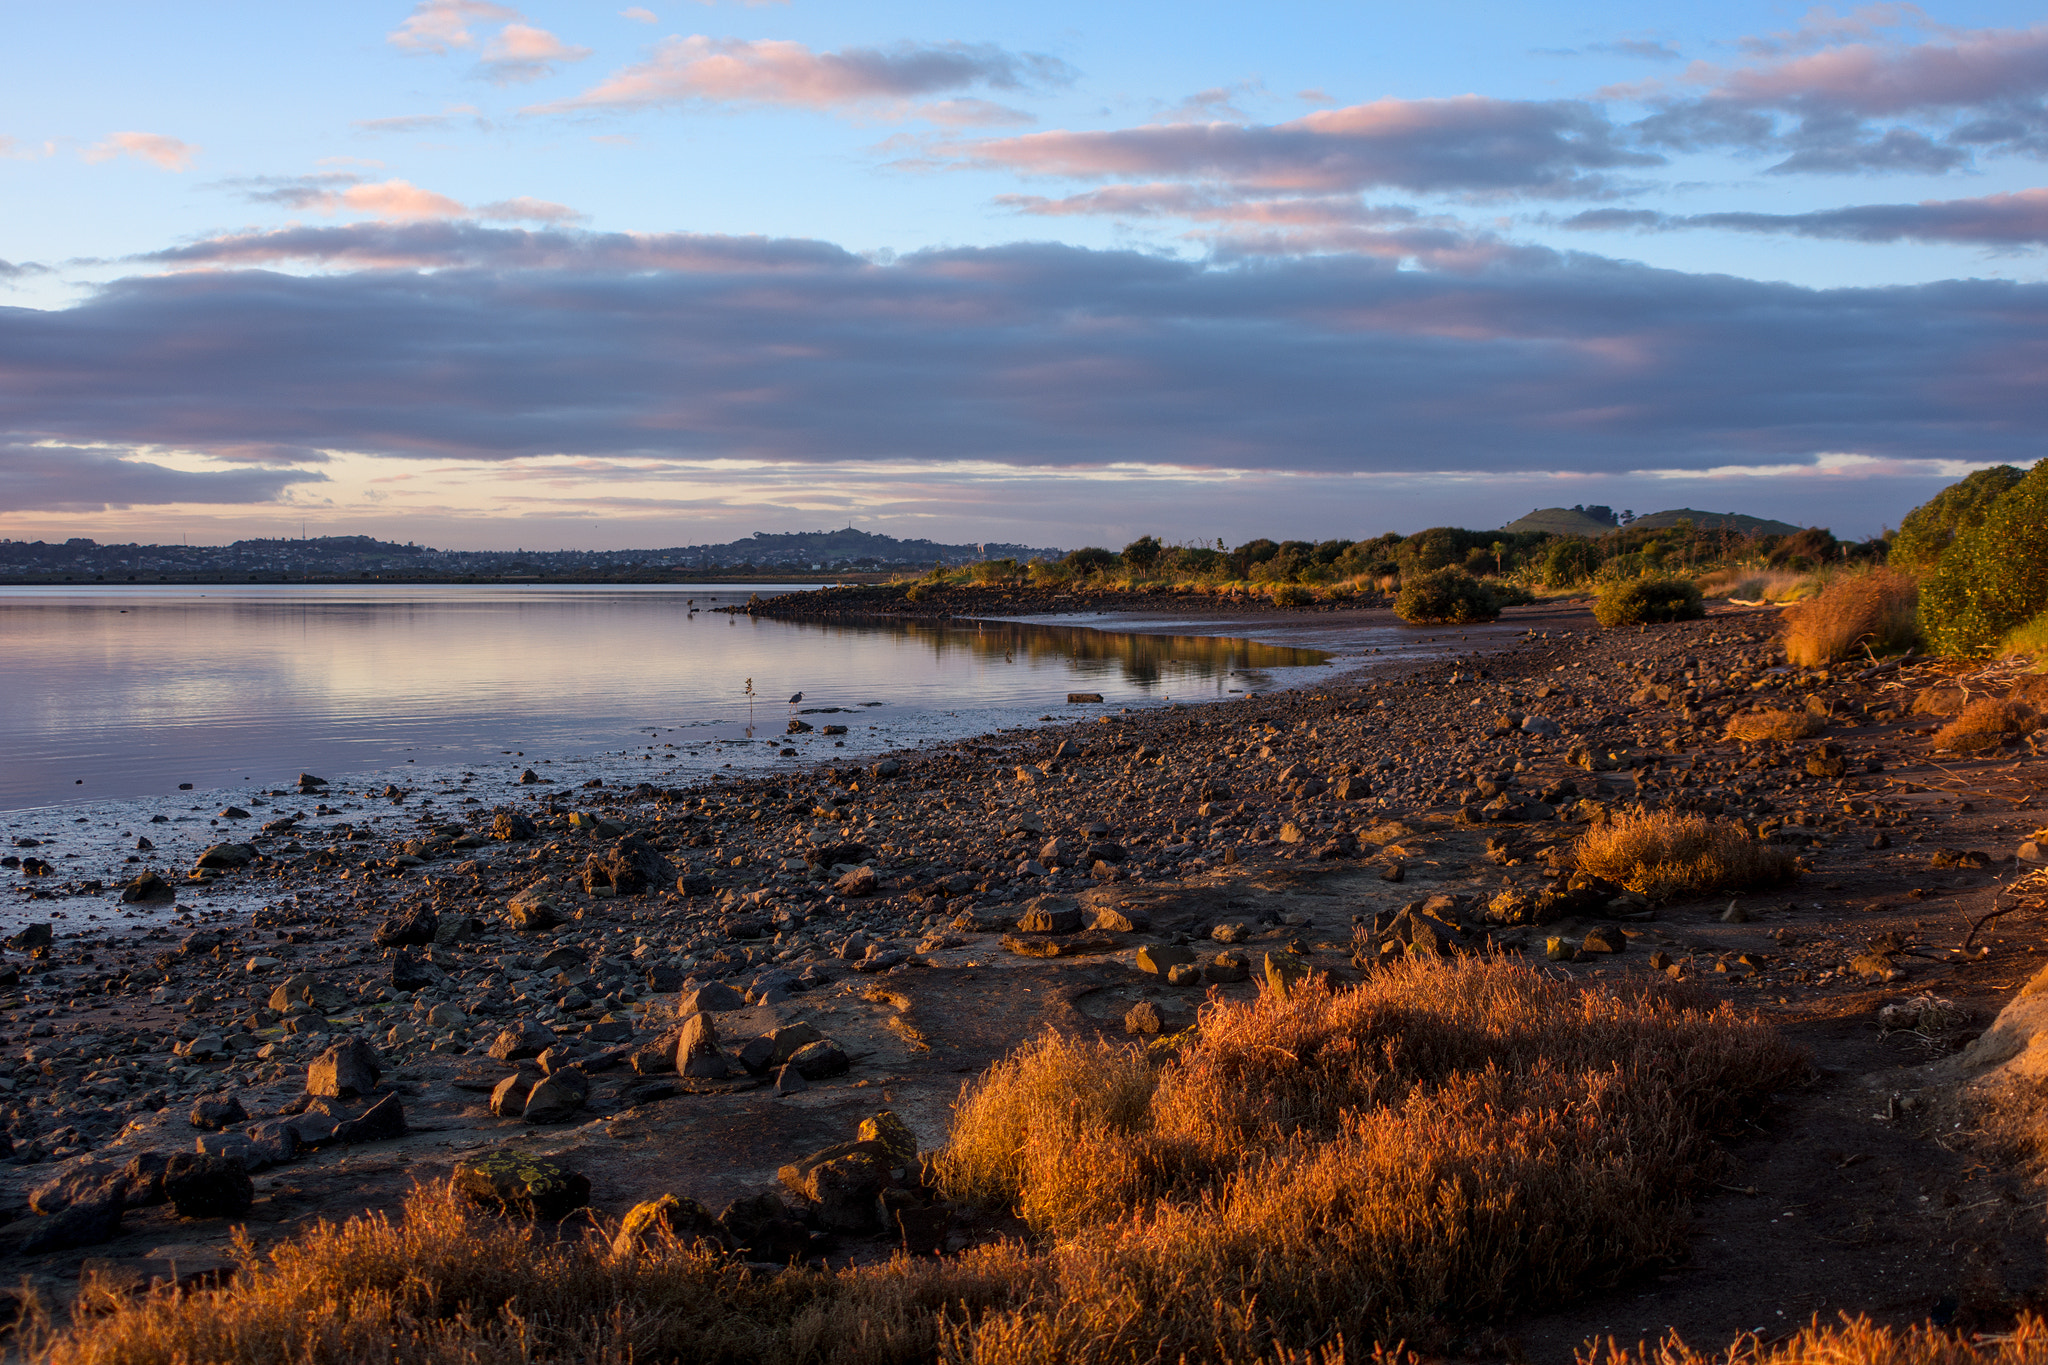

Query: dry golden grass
[
  {"left": 1780, "top": 569, "right": 1920, "bottom": 666},
  {"left": 1573, "top": 807, "right": 1801, "bottom": 901},
  {"left": 37, "top": 959, "right": 1806, "bottom": 1365},
  {"left": 1931, "top": 698, "right": 2043, "bottom": 751},
  {"left": 1584, "top": 1313, "right": 2048, "bottom": 1365},
  {"left": 1724, "top": 709, "right": 1826, "bottom": 742}
]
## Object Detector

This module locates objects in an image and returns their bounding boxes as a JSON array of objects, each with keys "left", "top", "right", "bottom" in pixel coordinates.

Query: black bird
[{"left": 788, "top": 692, "right": 804, "bottom": 704}]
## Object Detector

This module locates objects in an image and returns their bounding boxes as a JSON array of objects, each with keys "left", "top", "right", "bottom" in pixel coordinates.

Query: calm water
[{"left": 0, "top": 586, "right": 1337, "bottom": 811}]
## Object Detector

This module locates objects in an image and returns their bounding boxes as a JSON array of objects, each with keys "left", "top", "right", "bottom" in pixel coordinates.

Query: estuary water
[{"left": 0, "top": 585, "right": 1342, "bottom": 813}]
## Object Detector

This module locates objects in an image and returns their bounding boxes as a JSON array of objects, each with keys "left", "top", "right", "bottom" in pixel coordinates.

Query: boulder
[
  {"left": 778, "top": 1140, "right": 890, "bottom": 1232},
  {"left": 1135, "top": 944, "right": 1195, "bottom": 976},
  {"left": 675, "top": 1012, "right": 729, "bottom": 1079},
  {"left": 389, "top": 950, "right": 443, "bottom": 993},
  {"left": 306, "top": 1037, "right": 382, "bottom": 1099},
  {"left": 716, "top": 1193, "right": 808, "bottom": 1263},
  {"left": 453, "top": 1150, "right": 590, "bottom": 1220},
  {"left": 120, "top": 872, "right": 175, "bottom": 904},
  {"left": 188, "top": 1094, "right": 247, "bottom": 1131},
  {"left": 161, "top": 1153, "right": 254, "bottom": 1219},
  {"left": 835, "top": 865, "right": 879, "bottom": 899},
  {"left": 488, "top": 1019, "right": 557, "bottom": 1061},
  {"left": 788, "top": 1039, "right": 849, "bottom": 1081},
  {"left": 373, "top": 910, "right": 436, "bottom": 948},
  {"left": 194, "top": 843, "right": 257, "bottom": 870},
  {"left": 490, "top": 1074, "right": 535, "bottom": 1117},
  {"left": 5, "top": 923, "right": 52, "bottom": 953},
  {"left": 492, "top": 809, "right": 537, "bottom": 841},
  {"left": 522, "top": 1073, "right": 587, "bottom": 1124},
  {"left": 583, "top": 834, "right": 674, "bottom": 897},
  {"left": 268, "top": 972, "right": 347, "bottom": 1016},
  {"left": 23, "top": 1199, "right": 122, "bottom": 1253},
  {"left": 505, "top": 888, "right": 561, "bottom": 932},
  {"left": 1016, "top": 897, "right": 1083, "bottom": 934},
  {"left": 679, "top": 982, "right": 745, "bottom": 1014},
  {"left": 611, "top": 1194, "right": 726, "bottom": 1257},
  {"left": 329, "top": 1093, "right": 406, "bottom": 1145}
]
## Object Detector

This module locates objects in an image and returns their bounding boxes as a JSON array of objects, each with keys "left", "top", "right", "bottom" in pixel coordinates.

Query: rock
[
  {"left": 373, "top": 910, "right": 436, "bottom": 948},
  {"left": 5, "top": 923, "right": 52, "bottom": 953},
  {"left": 1166, "top": 963, "right": 1203, "bottom": 987},
  {"left": 120, "top": 872, "right": 175, "bottom": 904},
  {"left": 629, "top": 1032, "right": 678, "bottom": 1075},
  {"left": 775, "top": 1063, "right": 809, "bottom": 1094},
  {"left": 522, "top": 1074, "right": 587, "bottom": 1124},
  {"left": 1089, "top": 904, "right": 1152, "bottom": 933},
  {"left": 788, "top": 1039, "right": 849, "bottom": 1080},
  {"left": 1522, "top": 715, "right": 1563, "bottom": 738},
  {"left": 677, "top": 873, "right": 715, "bottom": 896},
  {"left": 1581, "top": 925, "right": 1627, "bottom": 954},
  {"left": 389, "top": 950, "right": 442, "bottom": 993},
  {"left": 1016, "top": 897, "right": 1083, "bottom": 934},
  {"left": 330, "top": 1093, "right": 406, "bottom": 1145},
  {"left": 492, "top": 809, "right": 537, "bottom": 841},
  {"left": 1124, "top": 1001, "right": 1165, "bottom": 1035},
  {"left": 30, "top": 1164, "right": 123, "bottom": 1216},
  {"left": 426, "top": 1002, "right": 468, "bottom": 1029},
  {"left": 787, "top": 718, "right": 814, "bottom": 734},
  {"left": 307, "top": 1037, "right": 382, "bottom": 1099},
  {"left": 584, "top": 834, "right": 675, "bottom": 897},
  {"left": 872, "top": 758, "right": 902, "bottom": 780},
  {"left": 1189, "top": 952, "right": 1243, "bottom": 986},
  {"left": 778, "top": 1140, "right": 888, "bottom": 1232},
  {"left": 454, "top": 1151, "right": 590, "bottom": 1220},
  {"left": 297, "top": 773, "right": 329, "bottom": 789},
  {"left": 1086, "top": 842, "right": 1127, "bottom": 865},
  {"left": 612, "top": 1194, "right": 726, "bottom": 1256},
  {"left": 189, "top": 1094, "right": 248, "bottom": 1131},
  {"left": 1850, "top": 950, "right": 1907, "bottom": 983},
  {"left": 194, "top": 843, "right": 256, "bottom": 870},
  {"left": 2023, "top": 841, "right": 2046, "bottom": 864},
  {"left": 1721, "top": 901, "right": 1751, "bottom": 923},
  {"left": 1262, "top": 953, "right": 1310, "bottom": 997},
  {"left": 240, "top": 1121, "right": 302, "bottom": 1170},
  {"left": 717, "top": 1193, "right": 808, "bottom": 1263},
  {"left": 1040, "top": 836, "right": 1077, "bottom": 866},
  {"left": 680, "top": 982, "right": 746, "bottom": 1014},
  {"left": 1277, "top": 823, "right": 1306, "bottom": 844},
  {"left": 1334, "top": 775, "right": 1371, "bottom": 801},
  {"left": 1210, "top": 921, "right": 1251, "bottom": 944},
  {"left": 23, "top": 1199, "right": 122, "bottom": 1253},
  {"left": 505, "top": 888, "right": 561, "bottom": 932},
  {"left": 675, "top": 1012, "right": 730, "bottom": 1079},
  {"left": 835, "top": 865, "right": 879, "bottom": 899},
  {"left": 488, "top": 1019, "right": 557, "bottom": 1061},
  {"left": 1544, "top": 936, "right": 1580, "bottom": 963},
  {"left": 268, "top": 972, "right": 347, "bottom": 1016},
  {"left": 646, "top": 964, "right": 686, "bottom": 993},
  {"left": 490, "top": 1074, "right": 535, "bottom": 1116},
  {"left": 161, "top": 1153, "right": 254, "bottom": 1219},
  {"left": 1135, "top": 944, "right": 1195, "bottom": 976},
  {"left": 858, "top": 1111, "right": 919, "bottom": 1168}
]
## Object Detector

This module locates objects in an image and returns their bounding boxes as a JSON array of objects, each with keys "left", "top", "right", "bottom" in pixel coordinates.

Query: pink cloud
[
  {"left": 620, "top": 6, "right": 658, "bottom": 21},
  {"left": 82, "top": 131, "right": 199, "bottom": 171},
  {"left": 478, "top": 22, "right": 592, "bottom": 84},
  {"left": 338, "top": 179, "right": 470, "bottom": 219},
  {"left": 536, "top": 36, "right": 1072, "bottom": 115},
  {"left": 474, "top": 195, "right": 588, "bottom": 223},
  {"left": 387, "top": 0, "right": 519, "bottom": 54}
]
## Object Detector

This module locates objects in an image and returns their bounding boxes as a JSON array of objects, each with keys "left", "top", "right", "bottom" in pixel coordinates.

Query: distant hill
[
  {"left": 1500, "top": 507, "right": 1804, "bottom": 537},
  {"left": 1629, "top": 509, "right": 1804, "bottom": 535},
  {"left": 1500, "top": 507, "right": 1624, "bottom": 535}
]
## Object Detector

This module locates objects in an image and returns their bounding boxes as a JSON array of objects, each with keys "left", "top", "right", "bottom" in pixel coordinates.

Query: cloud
[
  {"left": 958, "top": 97, "right": 1662, "bottom": 199},
  {"left": 81, "top": 132, "right": 198, "bottom": 171},
  {"left": 621, "top": 6, "right": 658, "bottom": 21},
  {"left": 536, "top": 36, "right": 1074, "bottom": 115},
  {"left": 1590, "top": 38, "right": 1683, "bottom": 62},
  {"left": 0, "top": 259, "right": 49, "bottom": 280},
  {"left": 218, "top": 173, "right": 576, "bottom": 223},
  {"left": 0, "top": 443, "right": 325, "bottom": 512},
  {"left": 1624, "top": 18, "right": 2048, "bottom": 173},
  {"left": 387, "top": 0, "right": 519, "bottom": 54},
  {"left": 477, "top": 22, "right": 592, "bottom": 84},
  {"left": 8, "top": 224, "right": 2043, "bottom": 493},
  {"left": 1563, "top": 188, "right": 2048, "bottom": 246},
  {"left": 353, "top": 105, "right": 486, "bottom": 134}
]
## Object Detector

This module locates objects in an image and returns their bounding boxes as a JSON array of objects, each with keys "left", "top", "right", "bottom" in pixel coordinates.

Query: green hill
[
  {"left": 1500, "top": 506, "right": 1805, "bottom": 536},
  {"left": 1629, "top": 509, "right": 1804, "bottom": 535}
]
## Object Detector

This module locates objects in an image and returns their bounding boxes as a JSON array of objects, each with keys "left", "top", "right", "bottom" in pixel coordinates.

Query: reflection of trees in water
[{"left": 821, "top": 619, "right": 1328, "bottom": 689}]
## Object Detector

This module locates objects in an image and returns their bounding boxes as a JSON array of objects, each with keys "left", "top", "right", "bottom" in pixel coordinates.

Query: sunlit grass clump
[
  {"left": 35, "top": 958, "right": 1806, "bottom": 1365},
  {"left": 1573, "top": 807, "right": 1800, "bottom": 901}
]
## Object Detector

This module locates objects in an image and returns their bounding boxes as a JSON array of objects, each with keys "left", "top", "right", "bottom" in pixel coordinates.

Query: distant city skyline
[{"left": 6, "top": 1, "right": 2047, "bottom": 547}]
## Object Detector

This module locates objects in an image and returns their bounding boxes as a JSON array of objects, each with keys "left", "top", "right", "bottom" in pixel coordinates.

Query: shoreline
[{"left": 3, "top": 598, "right": 2047, "bottom": 1352}]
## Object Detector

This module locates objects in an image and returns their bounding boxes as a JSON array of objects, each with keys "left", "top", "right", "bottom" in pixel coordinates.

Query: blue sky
[{"left": 4, "top": 1, "right": 2048, "bottom": 549}]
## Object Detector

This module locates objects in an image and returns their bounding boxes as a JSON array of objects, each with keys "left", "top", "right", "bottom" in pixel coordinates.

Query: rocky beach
[{"left": 4, "top": 594, "right": 2048, "bottom": 1349}]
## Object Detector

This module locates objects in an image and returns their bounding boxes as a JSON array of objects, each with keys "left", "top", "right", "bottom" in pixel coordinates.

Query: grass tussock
[
  {"left": 36, "top": 958, "right": 1806, "bottom": 1365},
  {"left": 1724, "top": 709, "right": 1826, "bottom": 742},
  {"left": 1700, "top": 568, "right": 1813, "bottom": 603},
  {"left": 1573, "top": 807, "right": 1801, "bottom": 901},
  {"left": 1584, "top": 1313, "right": 2048, "bottom": 1365},
  {"left": 1780, "top": 569, "right": 1920, "bottom": 667},
  {"left": 2001, "top": 608, "right": 2048, "bottom": 670},
  {"left": 1931, "top": 698, "right": 2043, "bottom": 752}
]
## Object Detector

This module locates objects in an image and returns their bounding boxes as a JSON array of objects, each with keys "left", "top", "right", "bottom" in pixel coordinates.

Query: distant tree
[
  {"left": 1121, "top": 535, "right": 1163, "bottom": 572},
  {"left": 1062, "top": 546, "right": 1119, "bottom": 575}
]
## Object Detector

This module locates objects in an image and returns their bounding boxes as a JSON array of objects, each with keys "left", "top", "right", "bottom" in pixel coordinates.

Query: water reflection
[{"left": 873, "top": 618, "right": 1328, "bottom": 688}]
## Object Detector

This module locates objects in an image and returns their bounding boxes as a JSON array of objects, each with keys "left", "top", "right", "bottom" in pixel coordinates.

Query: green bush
[
  {"left": 1270, "top": 582, "right": 1315, "bottom": 608},
  {"left": 1891, "top": 464, "right": 2025, "bottom": 571},
  {"left": 1542, "top": 538, "right": 1597, "bottom": 588},
  {"left": 1920, "top": 458, "right": 2048, "bottom": 657},
  {"left": 1488, "top": 581, "right": 1536, "bottom": 608},
  {"left": 1395, "top": 567, "right": 1500, "bottom": 624},
  {"left": 1594, "top": 576, "right": 1705, "bottom": 627}
]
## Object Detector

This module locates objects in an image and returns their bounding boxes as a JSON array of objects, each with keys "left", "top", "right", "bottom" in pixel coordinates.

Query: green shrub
[
  {"left": 1542, "top": 538, "right": 1597, "bottom": 588},
  {"left": 1594, "top": 576, "right": 1705, "bottom": 627},
  {"left": 1394, "top": 567, "right": 1499, "bottom": 624},
  {"left": 1891, "top": 464, "right": 2025, "bottom": 571},
  {"left": 1921, "top": 458, "right": 2048, "bottom": 656},
  {"left": 1488, "top": 581, "right": 1536, "bottom": 608},
  {"left": 2000, "top": 607, "right": 2048, "bottom": 669},
  {"left": 1269, "top": 582, "right": 1315, "bottom": 608}
]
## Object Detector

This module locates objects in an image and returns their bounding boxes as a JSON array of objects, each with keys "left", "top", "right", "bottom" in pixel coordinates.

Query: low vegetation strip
[{"left": 33, "top": 958, "right": 1804, "bottom": 1365}]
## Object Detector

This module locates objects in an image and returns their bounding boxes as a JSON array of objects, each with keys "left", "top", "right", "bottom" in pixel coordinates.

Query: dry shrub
[
  {"left": 1573, "top": 807, "right": 1800, "bottom": 901},
  {"left": 1701, "top": 569, "right": 1810, "bottom": 603},
  {"left": 1585, "top": 1313, "right": 2048, "bottom": 1365},
  {"left": 1781, "top": 569, "right": 1920, "bottom": 666},
  {"left": 43, "top": 960, "right": 1806, "bottom": 1365},
  {"left": 2002, "top": 609, "right": 2048, "bottom": 669},
  {"left": 1724, "top": 709, "right": 1825, "bottom": 742},
  {"left": 1931, "top": 698, "right": 2043, "bottom": 751}
]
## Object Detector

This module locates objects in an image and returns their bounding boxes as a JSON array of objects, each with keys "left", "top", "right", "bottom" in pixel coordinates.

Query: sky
[{"left": 4, "top": 1, "right": 2048, "bottom": 550}]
